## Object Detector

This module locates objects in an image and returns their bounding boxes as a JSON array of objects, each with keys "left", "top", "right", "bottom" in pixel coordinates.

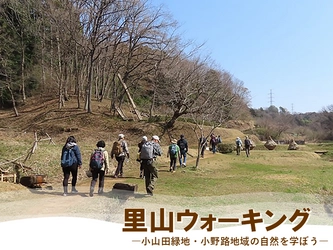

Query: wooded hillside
[{"left": 1, "top": 0, "right": 333, "bottom": 142}]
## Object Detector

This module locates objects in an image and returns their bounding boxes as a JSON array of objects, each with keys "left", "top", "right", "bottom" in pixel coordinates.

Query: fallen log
[
  {"left": 112, "top": 183, "right": 138, "bottom": 193},
  {"left": 19, "top": 174, "right": 47, "bottom": 188}
]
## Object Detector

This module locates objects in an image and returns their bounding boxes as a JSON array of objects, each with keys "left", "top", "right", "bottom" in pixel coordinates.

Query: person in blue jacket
[{"left": 61, "top": 136, "right": 82, "bottom": 196}]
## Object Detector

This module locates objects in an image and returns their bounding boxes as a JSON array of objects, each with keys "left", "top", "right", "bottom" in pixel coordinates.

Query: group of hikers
[
  {"left": 60, "top": 134, "right": 162, "bottom": 197},
  {"left": 198, "top": 133, "right": 222, "bottom": 158},
  {"left": 235, "top": 136, "right": 253, "bottom": 157},
  {"left": 60, "top": 133, "right": 253, "bottom": 197}
]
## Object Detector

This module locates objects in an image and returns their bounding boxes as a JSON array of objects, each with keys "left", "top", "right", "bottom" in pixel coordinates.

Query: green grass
[{"left": 1, "top": 138, "right": 333, "bottom": 198}]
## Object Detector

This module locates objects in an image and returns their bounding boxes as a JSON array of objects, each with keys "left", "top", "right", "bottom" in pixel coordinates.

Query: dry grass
[{"left": 1, "top": 96, "right": 333, "bottom": 199}]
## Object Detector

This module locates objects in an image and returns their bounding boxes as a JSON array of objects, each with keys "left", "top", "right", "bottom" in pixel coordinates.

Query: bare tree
[
  {"left": 110, "top": 0, "right": 178, "bottom": 115},
  {"left": 189, "top": 70, "right": 250, "bottom": 168},
  {"left": 0, "top": 0, "right": 40, "bottom": 104}
]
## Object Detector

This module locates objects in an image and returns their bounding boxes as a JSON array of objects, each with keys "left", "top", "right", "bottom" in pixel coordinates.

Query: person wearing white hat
[
  {"left": 111, "top": 133, "right": 129, "bottom": 177},
  {"left": 152, "top": 135, "right": 160, "bottom": 142},
  {"left": 235, "top": 137, "right": 242, "bottom": 155},
  {"left": 167, "top": 138, "right": 180, "bottom": 173}
]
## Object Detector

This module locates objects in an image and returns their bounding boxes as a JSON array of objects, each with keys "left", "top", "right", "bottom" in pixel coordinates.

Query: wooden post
[{"left": 117, "top": 73, "right": 143, "bottom": 121}]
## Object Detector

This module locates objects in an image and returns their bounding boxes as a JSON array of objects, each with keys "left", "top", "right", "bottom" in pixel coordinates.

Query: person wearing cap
[
  {"left": 177, "top": 134, "right": 188, "bottom": 167},
  {"left": 140, "top": 135, "right": 162, "bottom": 195},
  {"left": 137, "top": 136, "right": 148, "bottom": 178},
  {"left": 167, "top": 138, "right": 180, "bottom": 173},
  {"left": 111, "top": 133, "right": 130, "bottom": 177},
  {"left": 235, "top": 137, "right": 242, "bottom": 155}
]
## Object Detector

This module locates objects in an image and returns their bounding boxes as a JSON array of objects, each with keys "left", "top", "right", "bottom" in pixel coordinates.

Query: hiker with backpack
[
  {"left": 210, "top": 134, "right": 218, "bottom": 154},
  {"left": 60, "top": 136, "right": 82, "bottom": 196},
  {"left": 177, "top": 134, "right": 188, "bottom": 167},
  {"left": 111, "top": 133, "right": 130, "bottom": 178},
  {"left": 167, "top": 138, "right": 180, "bottom": 173},
  {"left": 140, "top": 135, "right": 162, "bottom": 196},
  {"left": 244, "top": 136, "right": 252, "bottom": 157},
  {"left": 89, "top": 140, "right": 110, "bottom": 197},
  {"left": 235, "top": 137, "right": 243, "bottom": 155}
]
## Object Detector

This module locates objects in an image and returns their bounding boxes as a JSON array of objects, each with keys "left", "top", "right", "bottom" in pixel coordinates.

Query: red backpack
[{"left": 89, "top": 149, "right": 105, "bottom": 169}]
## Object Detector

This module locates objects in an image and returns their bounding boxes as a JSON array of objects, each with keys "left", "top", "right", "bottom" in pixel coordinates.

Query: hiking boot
[
  {"left": 63, "top": 186, "right": 68, "bottom": 196},
  {"left": 98, "top": 188, "right": 103, "bottom": 194},
  {"left": 71, "top": 187, "right": 78, "bottom": 193},
  {"left": 147, "top": 186, "right": 153, "bottom": 196},
  {"left": 89, "top": 186, "right": 94, "bottom": 197},
  {"left": 183, "top": 163, "right": 186, "bottom": 167}
]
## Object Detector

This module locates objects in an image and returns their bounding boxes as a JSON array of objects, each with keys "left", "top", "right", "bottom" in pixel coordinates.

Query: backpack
[
  {"left": 178, "top": 139, "right": 186, "bottom": 151},
  {"left": 89, "top": 149, "right": 105, "bottom": 170},
  {"left": 111, "top": 141, "right": 123, "bottom": 156},
  {"left": 245, "top": 139, "right": 251, "bottom": 147},
  {"left": 140, "top": 141, "right": 154, "bottom": 160},
  {"left": 236, "top": 140, "right": 241, "bottom": 146},
  {"left": 170, "top": 144, "right": 177, "bottom": 157},
  {"left": 61, "top": 147, "right": 75, "bottom": 167}
]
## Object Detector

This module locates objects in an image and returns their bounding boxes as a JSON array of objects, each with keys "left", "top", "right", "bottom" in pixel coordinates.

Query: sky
[{"left": 149, "top": 0, "right": 333, "bottom": 113}]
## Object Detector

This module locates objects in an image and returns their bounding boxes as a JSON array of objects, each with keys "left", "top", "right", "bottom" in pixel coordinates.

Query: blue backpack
[
  {"left": 89, "top": 149, "right": 105, "bottom": 170},
  {"left": 61, "top": 147, "right": 75, "bottom": 167},
  {"left": 170, "top": 144, "right": 177, "bottom": 157}
]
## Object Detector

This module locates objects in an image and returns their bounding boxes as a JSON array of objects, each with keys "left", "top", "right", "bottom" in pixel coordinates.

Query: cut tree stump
[
  {"left": 314, "top": 150, "right": 328, "bottom": 155},
  {"left": 20, "top": 175, "right": 47, "bottom": 188}
]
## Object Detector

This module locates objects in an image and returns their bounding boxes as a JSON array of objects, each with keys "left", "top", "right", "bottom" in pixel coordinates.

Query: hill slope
[{"left": 0, "top": 96, "right": 251, "bottom": 146}]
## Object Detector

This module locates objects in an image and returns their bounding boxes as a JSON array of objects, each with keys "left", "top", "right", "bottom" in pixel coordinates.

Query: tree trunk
[
  {"left": 117, "top": 73, "right": 142, "bottom": 121},
  {"left": 20, "top": 30, "right": 26, "bottom": 103},
  {"left": 85, "top": 52, "right": 94, "bottom": 113},
  {"left": 41, "top": 28, "right": 46, "bottom": 95},
  {"left": 7, "top": 85, "right": 19, "bottom": 117},
  {"left": 149, "top": 86, "right": 156, "bottom": 118},
  {"left": 56, "top": 35, "right": 64, "bottom": 109},
  {"left": 74, "top": 43, "right": 81, "bottom": 109},
  {"left": 166, "top": 112, "right": 182, "bottom": 129}
]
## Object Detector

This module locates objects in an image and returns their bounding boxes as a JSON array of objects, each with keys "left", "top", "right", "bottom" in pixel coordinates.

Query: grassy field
[
  {"left": 0, "top": 97, "right": 332, "bottom": 201},
  {"left": 1, "top": 135, "right": 333, "bottom": 200}
]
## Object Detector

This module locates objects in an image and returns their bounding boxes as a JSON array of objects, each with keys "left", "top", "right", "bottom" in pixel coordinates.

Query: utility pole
[
  {"left": 269, "top": 89, "right": 274, "bottom": 106},
  {"left": 291, "top": 103, "right": 294, "bottom": 114}
]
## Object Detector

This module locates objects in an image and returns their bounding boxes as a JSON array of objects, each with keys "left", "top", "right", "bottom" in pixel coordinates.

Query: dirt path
[{"left": 1, "top": 182, "right": 333, "bottom": 230}]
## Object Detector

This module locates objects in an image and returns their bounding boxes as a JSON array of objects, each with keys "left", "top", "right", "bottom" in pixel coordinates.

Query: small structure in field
[
  {"left": 288, "top": 139, "right": 299, "bottom": 150},
  {"left": 264, "top": 136, "right": 277, "bottom": 150}
]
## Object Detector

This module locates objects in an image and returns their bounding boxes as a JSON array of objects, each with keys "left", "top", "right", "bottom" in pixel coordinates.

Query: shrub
[{"left": 217, "top": 143, "right": 234, "bottom": 154}]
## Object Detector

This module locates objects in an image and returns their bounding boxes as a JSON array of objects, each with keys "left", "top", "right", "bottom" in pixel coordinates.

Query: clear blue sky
[{"left": 150, "top": 0, "right": 333, "bottom": 113}]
